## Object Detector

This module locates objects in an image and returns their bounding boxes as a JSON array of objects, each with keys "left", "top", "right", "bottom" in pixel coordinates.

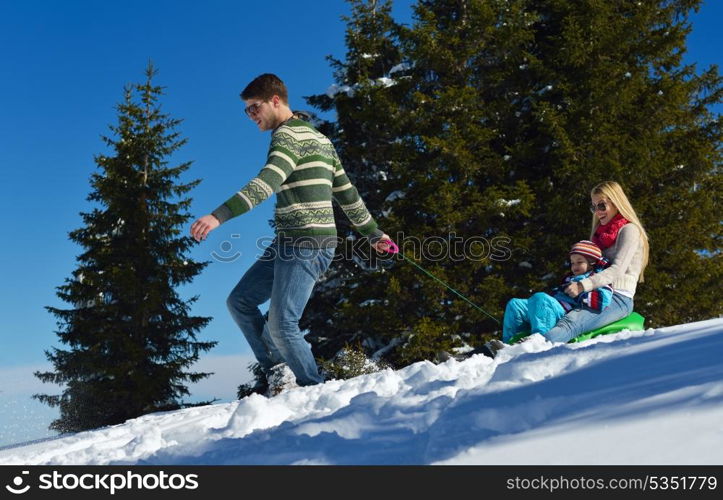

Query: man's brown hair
[{"left": 241, "top": 73, "right": 288, "bottom": 103}]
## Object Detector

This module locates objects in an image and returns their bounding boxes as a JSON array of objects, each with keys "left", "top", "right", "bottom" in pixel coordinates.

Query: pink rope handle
[{"left": 381, "top": 239, "right": 399, "bottom": 254}]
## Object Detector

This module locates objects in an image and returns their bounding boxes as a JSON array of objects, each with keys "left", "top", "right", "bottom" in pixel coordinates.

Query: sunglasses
[
  {"left": 244, "top": 101, "right": 267, "bottom": 117},
  {"left": 589, "top": 202, "right": 609, "bottom": 213}
]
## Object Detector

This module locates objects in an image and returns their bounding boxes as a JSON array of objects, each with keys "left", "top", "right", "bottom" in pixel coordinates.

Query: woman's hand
[{"left": 565, "top": 281, "right": 583, "bottom": 298}]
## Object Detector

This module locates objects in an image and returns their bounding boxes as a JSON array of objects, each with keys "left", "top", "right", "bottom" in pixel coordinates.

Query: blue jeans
[
  {"left": 503, "top": 292, "right": 566, "bottom": 343},
  {"left": 226, "top": 244, "right": 335, "bottom": 386},
  {"left": 544, "top": 292, "right": 634, "bottom": 343}
]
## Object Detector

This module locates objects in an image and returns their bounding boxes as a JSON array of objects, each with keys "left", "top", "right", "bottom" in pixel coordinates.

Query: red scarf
[{"left": 593, "top": 213, "right": 629, "bottom": 250}]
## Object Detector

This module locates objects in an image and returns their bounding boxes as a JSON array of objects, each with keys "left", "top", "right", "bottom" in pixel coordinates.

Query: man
[{"left": 191, "top": 73, "right": 391, "bottom": 393}]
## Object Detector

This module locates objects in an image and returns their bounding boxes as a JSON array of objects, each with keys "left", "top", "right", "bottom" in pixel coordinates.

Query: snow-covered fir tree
[
  {"left": 35, "top": 64, "right": 216, "bottom": 432},
  {"left": 304, "top": 0, "right": 538, "bottom": 367},
  {"left": 301, "top": 0, "right": 412, "bottom": 366}
]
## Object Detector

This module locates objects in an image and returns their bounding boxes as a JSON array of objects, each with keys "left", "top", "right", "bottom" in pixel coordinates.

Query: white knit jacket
[{"left": 580, "top": 224, "right": 644, "bottom": 297}]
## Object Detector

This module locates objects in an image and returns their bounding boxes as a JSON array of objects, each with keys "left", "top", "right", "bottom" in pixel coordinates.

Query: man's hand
[
  {"left": 190, "top": 215, "right": 220, "bottom": 242},
  {"left": 371, "top": 234, "right": 394, "bottom": 253},
  {"left": 564, "top": 281, "right": 583, "bottom": 298}
]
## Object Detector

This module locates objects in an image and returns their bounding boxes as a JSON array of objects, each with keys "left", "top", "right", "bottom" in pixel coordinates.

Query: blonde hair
[{"left": 590, "top": 181, "right": 650, "bottom": 282}]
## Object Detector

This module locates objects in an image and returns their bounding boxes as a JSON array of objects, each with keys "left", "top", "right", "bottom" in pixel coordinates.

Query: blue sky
[{"left": 0, "top": 0, "right": 720, "bottom": 446}]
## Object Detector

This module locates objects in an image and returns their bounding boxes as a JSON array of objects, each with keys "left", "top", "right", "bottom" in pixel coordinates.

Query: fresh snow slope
[{"left": 1, "top": 317, "right": 721, "bottom": 465}]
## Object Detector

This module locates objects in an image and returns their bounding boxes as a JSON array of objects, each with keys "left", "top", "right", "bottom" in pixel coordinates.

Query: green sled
[{"left": 507, "top": 312, "right": 646, "bottom": 345}]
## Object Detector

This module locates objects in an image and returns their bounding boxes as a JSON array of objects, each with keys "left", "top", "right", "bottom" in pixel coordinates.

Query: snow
[
  {"left": 376, "top": 77, "right": 395, "bottom": 88},
  {"left": 326, "top": 78, "right": 399, "bottom": 98},
  {"left": 384, "top": 190, "right": 406, "bottom": 203},
  {"left": 326, "top": 84, "right": 354, "bottom": 99},
  {"left": 0, "top": 317, "right": 721, "bottom": 465},
  {"left": 389, "top": 62, "right": 411, "bottom": 75},
  {"left": 325, "top": 63, "right": 409, "bottom": 99},
  {"left": 538, "top": 85, "right": 554, "bottom": 94}
]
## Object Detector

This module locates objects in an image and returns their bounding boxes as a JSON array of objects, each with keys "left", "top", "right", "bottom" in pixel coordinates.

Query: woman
[{"left": 543, "top": 180, "right": 650, "bottom": 343}]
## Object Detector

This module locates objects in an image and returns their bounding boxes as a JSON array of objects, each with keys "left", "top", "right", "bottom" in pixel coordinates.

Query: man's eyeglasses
[
  {"left": 590, "top": 202, "right": 609, "bottom": 213},
  {"left": 244, "top": 101, "right": 267, "bottom": 117}
]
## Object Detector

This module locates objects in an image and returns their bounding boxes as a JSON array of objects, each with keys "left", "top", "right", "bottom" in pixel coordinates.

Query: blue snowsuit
[{"left": 502, "top": 271, "right": 613, "bottom": 343}]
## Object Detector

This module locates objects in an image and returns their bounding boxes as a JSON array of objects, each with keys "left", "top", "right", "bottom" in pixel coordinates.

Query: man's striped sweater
[{"left": 212, "top": 117, "right": 383, "bottom": 247}]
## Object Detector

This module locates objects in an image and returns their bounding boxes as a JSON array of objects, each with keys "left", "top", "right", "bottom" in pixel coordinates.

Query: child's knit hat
[{"left": 569, "top": 240, "right": 605, "bottom": 265}]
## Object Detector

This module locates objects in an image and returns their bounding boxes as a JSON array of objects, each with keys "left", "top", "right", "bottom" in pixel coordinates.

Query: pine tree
[
  {"left": 34, "top": 64, "right": 217, "bottom": 433},
  {"left": 302, "top": 0, "right": 411, "bottom": 363},
  {"left": 378, "top": 0, "right": 542, "bottom": 363},
  {"left": 305, "top": 0, "right": 540, "bottom": 367}
]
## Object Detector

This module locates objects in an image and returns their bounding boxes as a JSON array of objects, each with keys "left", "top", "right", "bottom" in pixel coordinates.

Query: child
[
  {"left": 547, "top": 241, "right": 613, "bottom": 318},
  {"left": 479, "top": 240, "right": 613, "bottom": 358}
]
